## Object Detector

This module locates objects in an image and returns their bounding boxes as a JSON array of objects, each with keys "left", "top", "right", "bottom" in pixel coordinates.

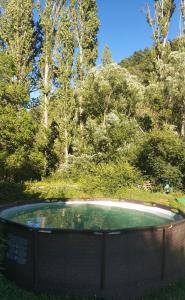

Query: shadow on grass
[
  {"left": 0, "top": 274, "right": 94, "bottom": 300},
  {"left": 0, "top": 181, "right": 43, "bottom": 205}
]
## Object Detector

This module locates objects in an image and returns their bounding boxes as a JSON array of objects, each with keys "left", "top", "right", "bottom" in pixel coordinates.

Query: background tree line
[{"left": 1, "top": 0, "right": 185, "bottom": 192}]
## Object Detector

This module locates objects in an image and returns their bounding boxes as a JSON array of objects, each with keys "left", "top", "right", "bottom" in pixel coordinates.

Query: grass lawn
[
  {"left": 0, "top": 179, "right": 183, "bottom": 207},
  {"left": 1, "top": 179, "right": 185, "bottom": 299},
  {"left": 0, "top": 274, "right": 93, "bottom": 300},
  {"left": 1, "top": 274, "right": 185, "bottom": 300}
]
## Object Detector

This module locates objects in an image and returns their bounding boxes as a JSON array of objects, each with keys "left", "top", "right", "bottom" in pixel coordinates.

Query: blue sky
[{"left": 97, "top": 0, "right": 180, "bottom": 64}]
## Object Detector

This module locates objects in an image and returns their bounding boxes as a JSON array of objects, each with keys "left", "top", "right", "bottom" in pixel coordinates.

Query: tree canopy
[{"left": 1, "top": 0, "right": 185, "bottom": 191}]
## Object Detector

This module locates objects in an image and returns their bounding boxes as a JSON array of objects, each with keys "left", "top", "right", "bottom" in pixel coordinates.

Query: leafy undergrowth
[
  {"left": 0, "top": 178, "right": 185, "bottom": 212},
  {"left": 1, "top": 274, "right": 185, "bottom": 300},
  {"left": 25, "top": 179, "right": 185, "bottom": 210}
]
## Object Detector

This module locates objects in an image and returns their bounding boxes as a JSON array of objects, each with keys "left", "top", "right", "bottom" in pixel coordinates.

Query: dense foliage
[
  {"left": 136, "top": 129, "right": 185, "bottom": 189},
  {"left": 0, "top": 0, "right": 185, "bottom": 192}
]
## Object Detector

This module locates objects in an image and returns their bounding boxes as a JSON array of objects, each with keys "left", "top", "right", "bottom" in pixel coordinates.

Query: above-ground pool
[
  {"left": 0, "top": 199, "right": 185, "bottom": 299},
  {"left": 0, "top": 201, "right": 183, "bottom": 230}
]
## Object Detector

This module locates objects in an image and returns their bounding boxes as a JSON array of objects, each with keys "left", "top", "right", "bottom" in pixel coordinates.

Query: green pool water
[{"left": 0, "top": 202, "right": 182, "bottom": 230}]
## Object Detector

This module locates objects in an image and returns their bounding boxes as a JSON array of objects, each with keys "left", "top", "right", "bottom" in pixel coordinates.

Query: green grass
[
  {"left": 0, "top": 275, "right": 94, "bottom": 300},
  {"left": 24, "top": 179, "right": 185, "bottom": 211},
  {"left": 1, "top": 179, "right": 185, "bottom": 299},
  {"left": 1, "top": 178, "right": 185, "bottom": 210},
  {"left": 141, "top": 278, "right": 185, "bottom": 300},
  {"left": 1, "top": 274, "right": 185, "bottom": 300}
]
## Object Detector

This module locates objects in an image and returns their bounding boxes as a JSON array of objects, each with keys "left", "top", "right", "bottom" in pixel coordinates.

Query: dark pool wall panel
[
  {"left": 2, "top": 224, "right": 185, "bottom": 300},
  {"left": 105, "top": 229, "right": 163, "bottom": 284},
  {"left": 4, "top": 224, "right": 34, "bottom": 289},
  {"left": 102, "top": 229, "right": 165, "bottom": 299},
  {"left": 3, "top": 225, "right": 185, "bottom": 300},
  {"left": 35, "top": 232, "right": 103, "bottom": 296},
  {"left": 165, "top": 222, "right": 185, "bottom": 281}
]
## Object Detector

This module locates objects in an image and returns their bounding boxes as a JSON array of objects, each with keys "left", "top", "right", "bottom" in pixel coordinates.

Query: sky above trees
[{"left": 97, "top": 0, "right": 180, "bottom": 64}]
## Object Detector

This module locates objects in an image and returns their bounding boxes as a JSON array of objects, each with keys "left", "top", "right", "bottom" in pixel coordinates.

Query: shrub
[{"left": 135, "top": 129, "right": 185, "bottom": 189}]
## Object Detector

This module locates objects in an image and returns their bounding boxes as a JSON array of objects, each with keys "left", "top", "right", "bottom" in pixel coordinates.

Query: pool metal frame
[{"left": 1, "top": 198, "right": 185, "bottom": 300}]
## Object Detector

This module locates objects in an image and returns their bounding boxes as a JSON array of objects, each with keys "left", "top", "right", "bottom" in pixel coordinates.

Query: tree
[
  {"left": 36, "top": 0, "right": 66, "bottom": 128},
  {"left": 0, "top": 105, "right": 45, "bottom": 181},
  {"left": 0, "top": 53, "right": 28, "bottom": 107},
  {"left": 0, "top": 53, "right": 45, "bottom": 181},
  {"left": 164, "top": 51, "right": 185, "bottom": 136},
  {"left": 144, "top": 1, "right": 176, "bottom": 129},
  {"left": 135, "top": 128, "right": 185, "bottom": 189},
  {"left": 0, "top": 0, "right": 35, "bottom": 94},
  {"left": 102, "top": 45, "right": 113, "bottom": 66},
  {"left": 72, "top": 0, "right": 99, "bottom": 128},
  {"left": 50, "top": 3, "right": 75, "bottom": 164},
  {"left": 120, "top": 48, "right": 155, "bottom": 86},
  {"left": 84, "top": 114, "right": 141, "bottom": 161},
  {"left": 146, "top": 0, "right": 175, "bottom": 60},
  {"left": 81, "top": 64, "right": 145, "bottom": 126},
  {"left": 180, "top": 0, "right": 185, "bottom": 37}
]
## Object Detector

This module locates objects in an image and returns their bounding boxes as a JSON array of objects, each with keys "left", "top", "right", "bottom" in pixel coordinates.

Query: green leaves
[
  {"left": 102, "top": 45, "right": 113, "bottom": 66},
  {"left": 73, "top": 0, "right": 99, "bottom": 78},
  {"left": 136, "top": 129, "right": 185, "bottom": 188},
  {"left": 146, "top": 0, "right": 175, "bottom": 60},
  {"left": 0, "top": 0, "right": 35, "bottom": 89},
  {"left": 82, "top": 64, "right": 145, "bottom": 122}
]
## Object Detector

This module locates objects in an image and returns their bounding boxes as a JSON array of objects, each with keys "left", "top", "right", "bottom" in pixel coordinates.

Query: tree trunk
[
  {"left": 44, "top": 59, "right": 49, "bottom": 128},
  {"left": 78, "top": 94, "right": 83, "bottom": 130},
  {"left": 181, "top": 117, "right": 185, "bottom": 137},
  {"left": 44, "top": 94, "right": 49, "bottom": 128},
  {"left": 64, "top": 128, "right": 69, "bottom": 164},
  {"left": 78, "top": 41, "right": 84, "bottom": 131},
  {"left": 181, "top": 118, "right": 185, "bottom": 137}
]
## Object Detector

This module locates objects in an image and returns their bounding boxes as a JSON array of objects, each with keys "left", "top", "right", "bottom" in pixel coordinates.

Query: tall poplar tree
[
  {"left": 102, "top": 45, "right": 113, "bottom": 66},
  {"left": 0, "top": 0, "right": 35, "bottom": 96},
  {"left": 145, "top": 0, "right": 176, "bottom": 128},
  {"left": 72, "top": 0, "right": 99, "bottom": 128},
  {"left": 146, "top": 0, "right": 175, "bottom": 60},
  {"left": 173, "top": 0, "right": 185, "bottom": 136},
  {"left": 36, "top": 0, "right": 66, "bottom": 128},
  {"left": 180, "top": 0, "right": 185, "bottom": 37},
  {"left": 51, "top": 3, "right": 75, "bottom": 164}
]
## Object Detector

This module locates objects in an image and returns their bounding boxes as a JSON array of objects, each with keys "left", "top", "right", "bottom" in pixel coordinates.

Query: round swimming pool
[
  {"left": 0, "top": 199, "right": 185, "bottom": 299},
  {"left": 0, "top": 201, "right": 183, "bottom": 230}
]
